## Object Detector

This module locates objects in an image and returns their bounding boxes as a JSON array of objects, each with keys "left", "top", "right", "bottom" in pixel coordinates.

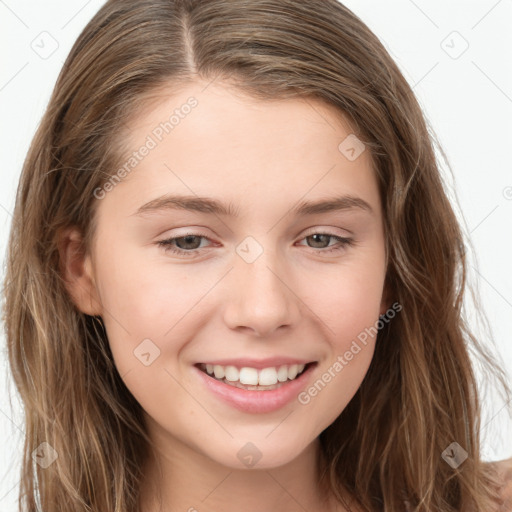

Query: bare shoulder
[{"left": 489, "top": 457, "right": 512, "bottom": 511}]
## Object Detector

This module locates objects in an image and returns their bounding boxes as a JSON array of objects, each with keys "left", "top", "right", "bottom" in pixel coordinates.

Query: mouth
[
  {"left": 195, "top": 361, "right": 316, "bottom": 391},
  {"left": 193, "top": 359, "right": 319, "bottom": 413}
]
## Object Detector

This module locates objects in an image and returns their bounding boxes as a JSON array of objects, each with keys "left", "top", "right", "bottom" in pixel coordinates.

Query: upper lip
[{"left": 196, "top": 357, "right": 316, "bottom": 370}]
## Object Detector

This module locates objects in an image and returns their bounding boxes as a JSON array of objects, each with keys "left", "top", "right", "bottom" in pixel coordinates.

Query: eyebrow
[{"left": 131, "top": 194, "right": 374, "bottom": 217}]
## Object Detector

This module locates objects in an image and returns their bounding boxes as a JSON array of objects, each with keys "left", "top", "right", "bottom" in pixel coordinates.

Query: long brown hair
[{"left": 3, "top": 0, "right": 510, "bottom": 510}]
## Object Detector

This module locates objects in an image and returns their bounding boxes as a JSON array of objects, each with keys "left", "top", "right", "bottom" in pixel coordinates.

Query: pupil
[
  {"left": 175, "top": 235, "right": 331, "bottom": 251},
  {"left": 309, "top": 234, "right": 329, "bottom": 248},
  {"left": 178, "top": 235, "right": 201, "bottom": 250}
]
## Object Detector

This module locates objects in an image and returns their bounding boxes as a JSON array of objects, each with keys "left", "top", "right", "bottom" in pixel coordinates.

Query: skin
[
  {"left": 493, "top": 457, "right": 512, "bottom": 511},
  {"left": 60, "top": 79, "right": 389, "bottom": 512}
]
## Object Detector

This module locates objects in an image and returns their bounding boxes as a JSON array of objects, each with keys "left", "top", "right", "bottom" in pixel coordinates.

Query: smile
[
  {"left": 197, "top": 362, "right": 310, "bottom": 389},
  {"left": 194, "top": 360, "right": 318, "bottom": 413}
]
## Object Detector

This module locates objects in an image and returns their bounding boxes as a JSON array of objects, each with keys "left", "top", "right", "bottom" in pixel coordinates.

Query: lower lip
[{"left": 194, "top": 364, "right": 316, "bottom": 414}]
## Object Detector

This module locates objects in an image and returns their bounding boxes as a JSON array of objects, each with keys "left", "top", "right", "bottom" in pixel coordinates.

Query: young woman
[{"left": 3, "top": 1, "right": 511, "bottom": 510}]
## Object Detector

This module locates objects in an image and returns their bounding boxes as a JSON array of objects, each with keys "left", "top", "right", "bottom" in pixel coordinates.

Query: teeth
[
  {"left": 239, "top": 367, "right": 259, "bottom": 385},
  {"left": 224, "top": 365, "right": 239, "bottom": 382},
  {"left": 202, "top": 362, "right": 308, "bottom": 386},
  {"left": 277, "top": 365, "right": 288, "bottom": 382},
  {"left": 259, "top": 367, "right": 278, "bottom": 386},
  {"left": 213, "top": 365, "right": 225, "bottom": 379},
  {"left": 288, "top": 364, "right": 298, "bottom": 380}
]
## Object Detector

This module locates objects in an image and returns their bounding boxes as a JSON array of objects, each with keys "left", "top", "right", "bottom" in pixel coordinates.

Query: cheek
[
  {"left": 92, "top": 249, "right": 185, "bottom": 369},
  {"left": 299, "top": 345, "right": 375, "bottom": 434},
  {"left": 297, "top": 296, "right": 379, "bottom": 433},
  {"left": 295, "top": 264, "right": 383, "bottom": 425},
  {"left": 94, "top": 254, "right": 202, "bottom": 419},
  {"left": 307, "top": 262, "right": 385, "bottom": 340},
  {"left": 96, "top": 243, "right": 195, "bottom": 326}
]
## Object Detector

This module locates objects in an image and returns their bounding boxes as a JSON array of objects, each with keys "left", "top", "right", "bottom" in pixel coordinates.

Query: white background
[{"left": 1, "top": 1, "right": 511, "bottom": 509}]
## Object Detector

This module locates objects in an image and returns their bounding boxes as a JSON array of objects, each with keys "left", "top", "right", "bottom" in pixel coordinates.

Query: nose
[{"left": 222, "top": 249, "right": 301, "bottom": 338}]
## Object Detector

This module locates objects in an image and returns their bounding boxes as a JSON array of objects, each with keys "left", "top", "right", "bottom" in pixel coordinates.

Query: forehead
[
  {"left": 99, "top": 79, "right": 380, "bottom": 222},
  {"left": 119, "top": 78, "right": 363, "bottom": 163}
]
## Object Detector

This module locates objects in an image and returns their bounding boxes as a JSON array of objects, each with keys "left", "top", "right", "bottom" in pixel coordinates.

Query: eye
[
  {"left": 297, "top": 233, "right": 354, "bottom": 254},
  {"left": 156, "top": 231, "right": 354, "bottom": 257},
  {"left": 157, "top": 233, "right": 212, "bottom": 257}
]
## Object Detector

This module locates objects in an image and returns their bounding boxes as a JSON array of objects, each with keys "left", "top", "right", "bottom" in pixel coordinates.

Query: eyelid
[
  {"left": 301, "top": 225, "right": 352, "bottom": 237},
  {"left": 156, "top": 228, "right": 354, "bottom": 258},
  {"left": 157, "top": 225, "right": 350, "bottom": 244}
]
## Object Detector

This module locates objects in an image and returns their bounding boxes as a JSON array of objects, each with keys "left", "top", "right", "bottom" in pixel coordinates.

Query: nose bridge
[{"left": 223, "top": 235, "right": 298, "bottom": 336}]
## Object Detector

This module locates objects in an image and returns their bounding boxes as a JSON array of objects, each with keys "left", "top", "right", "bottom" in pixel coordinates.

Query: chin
[{"left": 202, "top": 434, "right": 316, "bottom": 471}]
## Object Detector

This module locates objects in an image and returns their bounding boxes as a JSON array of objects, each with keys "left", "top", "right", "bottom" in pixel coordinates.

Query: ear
[{"left": 57, "top": 227, "right": 102, "bottom": 316}]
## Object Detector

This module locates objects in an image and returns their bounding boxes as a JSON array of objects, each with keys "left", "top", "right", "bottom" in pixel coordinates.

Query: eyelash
[{"left": 156, "top": 231, "right": 354, "bottom": 257}]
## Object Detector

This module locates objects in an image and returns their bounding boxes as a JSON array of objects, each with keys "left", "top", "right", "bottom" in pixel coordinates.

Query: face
[{"left": 70, "top": 79, "right": 388, "bottom": 470}]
